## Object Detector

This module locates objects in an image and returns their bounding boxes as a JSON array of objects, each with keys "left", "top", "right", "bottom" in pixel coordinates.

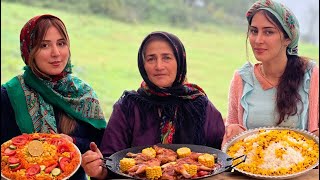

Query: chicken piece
[
  {"left": 126, "top": 152, "right": 153, "bottom": 164},
  {"left": 128, "top": 158, "right": 161, "bottom": 176},
  {"left": 188, "top": 152, "right": 204, "bottom": 161},
  {"left": 161, "top": 169, "right": 176, "bottom": 180},
  {"left": 153, "top": 145, "right": 177, "bottom": 164},
  {"left": 161, "top": 162, "right": 177, "bottom": 180},
  {"left": 161, "top": 156, "right": 217, "bottom": 179},
  {"left": 162, "top": 162, "right": 194, "bottom": 178}
]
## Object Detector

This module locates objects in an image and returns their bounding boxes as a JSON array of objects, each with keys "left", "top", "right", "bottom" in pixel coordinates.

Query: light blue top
[{"left": 238, "top": 61, "right": 316, "bottom": 130}]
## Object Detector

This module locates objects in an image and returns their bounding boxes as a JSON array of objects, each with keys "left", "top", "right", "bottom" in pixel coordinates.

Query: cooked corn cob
[
  {"left": 177, "top": 147, "right": 191, "bottom": 158},
  {"left": 119, "top": 158, "right": 136, "bottom": 172},
  {"left": 198, "top": 153, "right": 215, "bottom": 168},
  {"left": 145, "top": 166, "right": 162, "bottom": 179},
  {"left": 183, "top": 164, "right": 197, "bottom": 177},
  {"left": 142, "top": 147, "right": 156, "bottom": 158}
]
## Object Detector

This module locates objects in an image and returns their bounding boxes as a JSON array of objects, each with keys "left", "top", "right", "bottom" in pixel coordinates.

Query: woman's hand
[
  {"left": 49, "top": 130, "right": 73, "bottom": 143},
  {"left": 81, "top": 142, "right": 108, "bottom": 179},
  {"left": 221, "top": 124, "right": 246, "bottom": 148}
]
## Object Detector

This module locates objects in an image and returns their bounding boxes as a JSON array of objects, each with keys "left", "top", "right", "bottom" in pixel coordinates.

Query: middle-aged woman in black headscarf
[{"left": 81, "top": 31, "right": 225, "bottom": 179}]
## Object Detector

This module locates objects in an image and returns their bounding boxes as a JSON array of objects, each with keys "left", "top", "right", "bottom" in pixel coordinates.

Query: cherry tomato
[
  {"left": 57, "top": 144, "right": 70, "bottom": 153},
  {"left": 8, "top": 156, "right": 20, "bottom": 164},
  {"left": 12, "top": 135, "right": 28, "bottom": 146},
  {"left": 26, "top": 164, "right": 41, "bottom": 176},
  {"left": 3, "top": 148, "right": 16, "bottom": 156},
  {"left": 44, "top": 162, "right": 58, "bottom": 174},
  {"left": 59, "top": 157, "right": 71, "bottom": 172}
]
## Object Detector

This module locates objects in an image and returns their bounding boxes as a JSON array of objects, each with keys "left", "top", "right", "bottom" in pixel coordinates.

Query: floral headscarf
[
  {"left": 4, "top": 14, "right": 106, "bottom": 133},
  {"left": 20, "top": 14, "right": 72, "bottom": 79},
  {"left": 246, "top": 0, "right": 300, "bottom": 55}
]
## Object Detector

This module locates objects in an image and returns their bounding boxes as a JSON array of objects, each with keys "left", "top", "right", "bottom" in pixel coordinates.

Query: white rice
[{"left": 259, "top": 142, "right": 304, "bottom": 170}]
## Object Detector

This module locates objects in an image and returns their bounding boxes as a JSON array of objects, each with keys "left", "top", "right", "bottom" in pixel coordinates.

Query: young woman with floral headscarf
[
  {"left": 81, "top": 31, "right": 225, "bottom": 179},
  {"left": 222, "top": 0, "right": 319, "bottom": 146},
  {"left": 1, "top": 14, "right": 106, "bottom": 179}
]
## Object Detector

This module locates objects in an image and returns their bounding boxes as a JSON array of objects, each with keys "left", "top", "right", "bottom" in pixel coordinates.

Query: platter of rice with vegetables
[
  {"left": 222, "top": 127, "right": 319, "bottom": 179},
  {"left": 1, "top": 133, "right": 81, "bottom": 180}
]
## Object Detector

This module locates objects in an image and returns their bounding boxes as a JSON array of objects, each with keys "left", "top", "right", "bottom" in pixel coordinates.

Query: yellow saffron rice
[{"left": 227, "top": 129, "right": 319, "bottom": 176}]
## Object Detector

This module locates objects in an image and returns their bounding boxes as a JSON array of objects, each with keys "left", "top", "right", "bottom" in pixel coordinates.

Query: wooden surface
[{"left": 203, "top": 169, "right": 319, "bottom": 180}]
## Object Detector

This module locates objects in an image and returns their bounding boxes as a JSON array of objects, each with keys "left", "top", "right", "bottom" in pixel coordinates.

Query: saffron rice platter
[
  {"left": 222, "top": 127, "right": 319, "bottom": 179},
  {"left": 1, "top": 133, "right": 81, "bottom": 180}
]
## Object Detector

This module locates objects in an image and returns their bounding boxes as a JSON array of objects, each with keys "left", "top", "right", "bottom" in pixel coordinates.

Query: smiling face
[
  {"left": 33, "top": 26, "right": 69, "bottom": 76},
  {"left": 249, "top": 11, "right": 291, "bottom": 63},
  {"left": 143, "top": 39, "right": 177, "bottom": 88}
]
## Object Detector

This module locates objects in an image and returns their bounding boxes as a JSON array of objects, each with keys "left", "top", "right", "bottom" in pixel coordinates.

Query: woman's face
[
  {"left": 144, "top": 39, "right": 177, "bottom": 88},
  {"left": 249, "top": 11, "right": 291, "bottom": 63},
  {"left": 34, "top": 26, "right": 69, "bottom": 76}
]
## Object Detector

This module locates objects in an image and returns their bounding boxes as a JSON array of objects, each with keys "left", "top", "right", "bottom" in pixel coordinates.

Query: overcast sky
[{"left": 275, "top": 0, "right": 319, "bottom": 44}]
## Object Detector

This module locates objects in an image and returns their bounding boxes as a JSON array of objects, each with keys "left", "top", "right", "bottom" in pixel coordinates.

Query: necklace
[{"left": 259, "top": 64, "right": 279, "bottom": 86}]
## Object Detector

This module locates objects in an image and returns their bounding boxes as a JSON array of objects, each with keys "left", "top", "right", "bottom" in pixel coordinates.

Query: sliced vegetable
[
  {"left": 57, "top": 144, "right": 70, "bottom": 153},
  {"left": 40, "top": 165, "right": 46, "bottom": 171},
  {"left": 10, "top": 163, "right": 22, "bottom": 171},
  {"left": 51, "top": 168, "right": 61, "bottom": 176},
  {"left": 28, "top": 140, "right": 44, "bottom": 156},
  {"left": 9, "top": 163, "right": 20, "bottom": 169},
  {"left": 8, "top": 157, "right": 20, "bottom": 164},
  {"left": 26, "top": 164, "right": 41, "bottom": 176},
  {"left": 3, "top": 148, "right": 16, "bottom": 156},
  {"left": 12, "top": 135, "right": 28, "bottom": 146},
  {"left": 9, "top": 145, "right": 17, "bottom": 150},
  {"left": 59, "top": 157, "right": 71, "bottom": 172},
  {"left": 49, "top": 138, "right": 66, "bottom": 146},
  {"left": 45, "top": 162, "right": 58, "bottom": 173}
]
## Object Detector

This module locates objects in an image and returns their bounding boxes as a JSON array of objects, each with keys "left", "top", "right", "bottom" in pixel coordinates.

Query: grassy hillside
[{"left": 1, "top": 2, "right": 319, "bottom": 120}]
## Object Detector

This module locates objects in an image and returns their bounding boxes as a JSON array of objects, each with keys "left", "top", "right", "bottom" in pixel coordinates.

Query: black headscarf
[{"left": 120, "top": 31, "right": 208, "bottom": 145}]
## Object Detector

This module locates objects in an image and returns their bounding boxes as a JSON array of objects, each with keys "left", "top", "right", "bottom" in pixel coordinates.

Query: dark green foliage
[{"left": 3, "top": 0, "right": 256, "bottom": 28}]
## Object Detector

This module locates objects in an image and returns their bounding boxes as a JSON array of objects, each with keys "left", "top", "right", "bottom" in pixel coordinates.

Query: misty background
[
  {"left": 1, "top": 0, "right": 319, "bottom": 118},
  {"left": 3, "top": 0, "right": 319, "bottom": 45},
  {"left": 277, "top": 0, "right": 319, "bottom": 45}
]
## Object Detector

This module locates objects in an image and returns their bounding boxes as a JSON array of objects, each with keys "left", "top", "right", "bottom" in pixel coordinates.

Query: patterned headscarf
[
  {"left": 120, "top": 31, "right": 208, "bottom": 145},
  {"left": 246, "top": 0, "right": 300, "bottom": 55},
  {"left": 4, "top": 14, "right": 106, "bottom": 134},
  {"left": 20, "top": 14, "right": 71, "bottom": 79}
]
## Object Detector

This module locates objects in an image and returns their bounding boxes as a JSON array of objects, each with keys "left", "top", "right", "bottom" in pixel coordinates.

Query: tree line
[{"left": 5, "top": 0, "right": 256, "bottom": 29}]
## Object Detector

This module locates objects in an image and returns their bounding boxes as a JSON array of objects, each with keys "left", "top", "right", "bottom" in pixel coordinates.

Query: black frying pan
[{"left": 103, "top": 144, "right": 245, "bottom": 179}]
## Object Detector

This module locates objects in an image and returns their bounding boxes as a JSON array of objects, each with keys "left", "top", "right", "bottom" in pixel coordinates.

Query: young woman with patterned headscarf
[
  {"left": 81, "top": 31, "right": 225, "bottom": 179},
  {"left": 1, "top": 14, "right": 106, "bottom": 179},
  {"left": 222, "top": 0, "right": 319, "bottom": 146}
]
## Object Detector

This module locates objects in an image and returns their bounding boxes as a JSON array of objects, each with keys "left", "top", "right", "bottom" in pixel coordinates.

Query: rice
[
  {"left": 227, "top": 129, "right": 319, "bottom": 176},
  {"left": 1, "top": 133, "right": 80, "bottom": 180},
  {"left": 259, "top": 142, "right": 304, "bottom": 169}
]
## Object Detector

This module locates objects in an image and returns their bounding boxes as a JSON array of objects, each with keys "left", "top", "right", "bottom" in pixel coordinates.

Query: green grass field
[{"left": 1, "top": 2, "right": 319, "bottom": 120}]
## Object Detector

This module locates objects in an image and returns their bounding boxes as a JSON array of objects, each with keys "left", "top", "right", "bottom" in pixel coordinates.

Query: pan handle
[
  {"left": 101, "top": 157, "right": 113, "bottom": 169},
  {"left": 223, "top": 154, "right": 247, "bottom": 170}
]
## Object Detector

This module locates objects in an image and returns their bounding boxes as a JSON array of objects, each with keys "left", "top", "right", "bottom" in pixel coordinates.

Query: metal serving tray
[{"left": 222, "top": 126, "right": 319, "bottom": 179}]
